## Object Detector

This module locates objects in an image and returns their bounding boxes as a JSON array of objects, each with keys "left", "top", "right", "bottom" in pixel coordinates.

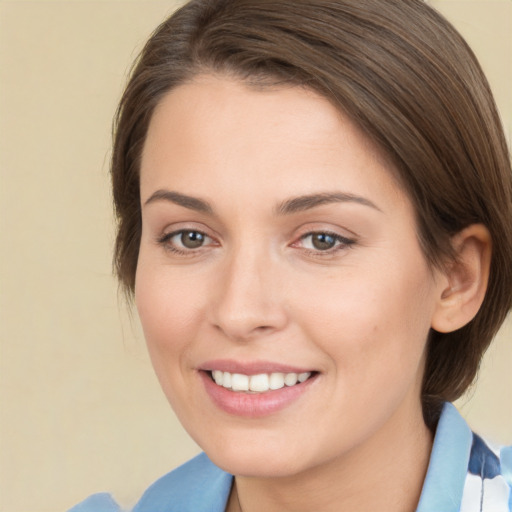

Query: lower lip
[{"left": 199, "top": 371, "right": 317, "bottom": 418}]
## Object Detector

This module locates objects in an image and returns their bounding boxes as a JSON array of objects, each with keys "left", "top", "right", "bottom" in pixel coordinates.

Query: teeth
[
  {"left": 269, "top": 372, "right": 285, "bottom": 390},
  {"left": 284, "top": 373, "right": 298, "bottom": 386},
  {"left": 210, "top": 370, "right": 312, "bottom": 393},
  {"left": 213, "top": 370, "right": 223, "bottom": 385},
  {"left": 222, "top": 372, "right": 232, "bottom": 389},
  {"left": 231, "top": 373, "right": 249, "bottom": 391},
  {"left": 298, "top": 372, "right": 310, "bottom": 383},
  {"left": 249, "top": 373, "right": 269, "bottom": 392}
]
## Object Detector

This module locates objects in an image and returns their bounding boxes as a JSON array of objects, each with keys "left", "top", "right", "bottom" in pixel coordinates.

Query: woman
[{"left": 70, "top": 0, "right": 512, "bottom": 510}]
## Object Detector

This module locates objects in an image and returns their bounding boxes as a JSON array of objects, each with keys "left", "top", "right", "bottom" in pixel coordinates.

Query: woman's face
[{"left": 136, "top": 75, "right": 445, "bottom": 477}]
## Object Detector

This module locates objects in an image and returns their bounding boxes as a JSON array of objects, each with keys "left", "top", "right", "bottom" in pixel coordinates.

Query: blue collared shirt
[{"left": 69, "top": 403, "right": 512, "bottom": 512}]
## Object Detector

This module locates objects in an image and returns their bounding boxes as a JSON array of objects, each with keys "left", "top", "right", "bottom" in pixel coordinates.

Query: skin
[{"left": 135, "top": 75, "right": 489, "bottom": 511}]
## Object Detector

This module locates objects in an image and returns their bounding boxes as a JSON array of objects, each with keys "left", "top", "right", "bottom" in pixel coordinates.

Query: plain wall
[{"left": 0, "top": 1, "right": 510, "bottom": 511}]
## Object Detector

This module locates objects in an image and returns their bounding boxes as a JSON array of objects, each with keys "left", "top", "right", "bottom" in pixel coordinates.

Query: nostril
[
  {"left": 211, "top": 310, "right": 287, "bottom": 341},
  {"left": 255, "top": 325, "right": 273, "bottom": 332}
]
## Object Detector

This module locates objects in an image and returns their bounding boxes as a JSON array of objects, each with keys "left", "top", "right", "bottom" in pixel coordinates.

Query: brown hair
[{"left": 111, "top": 0, "right": 512, "bottom": 426}]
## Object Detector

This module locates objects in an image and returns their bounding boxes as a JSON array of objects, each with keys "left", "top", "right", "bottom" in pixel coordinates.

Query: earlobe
[{"left": 431, "top": 224, "right": 492, "bottom": 333}]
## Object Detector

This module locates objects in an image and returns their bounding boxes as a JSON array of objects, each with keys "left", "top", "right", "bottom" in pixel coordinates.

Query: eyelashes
[
  {"left": 295, "top": 231, "right": 355, "bottom": 253},
  {"left": 157, "top": 229, "right": 215, "bottom": 255},
  {"left": 156, "top": 228, "right": 356, "bottom": 258}
]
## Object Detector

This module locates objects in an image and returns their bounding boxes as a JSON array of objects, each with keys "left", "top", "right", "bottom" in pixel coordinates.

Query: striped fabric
[{"left": 460, "top": 434, "right": 512, "bottom": 512}]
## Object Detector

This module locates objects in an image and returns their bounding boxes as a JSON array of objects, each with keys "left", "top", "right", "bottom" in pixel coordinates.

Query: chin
[
  {"left": 196, "top": 429, "right": 317, "bottom": 478},
  {"left": 210, "top": 451, "right": 306, "bottom": 479}
]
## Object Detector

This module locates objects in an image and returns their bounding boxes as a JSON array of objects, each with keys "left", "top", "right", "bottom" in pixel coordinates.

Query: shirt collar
[{"left": 416, "top": 402, "right": 473, "bottom": 512}]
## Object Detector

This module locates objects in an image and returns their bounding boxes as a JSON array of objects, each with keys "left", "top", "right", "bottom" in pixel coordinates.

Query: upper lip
[{"left": 199, "top": 359, "right": 316, "bottom": 375}]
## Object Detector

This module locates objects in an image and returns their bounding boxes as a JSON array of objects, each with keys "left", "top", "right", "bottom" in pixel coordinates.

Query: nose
[{"left": 210, "top": 246, "right": 288, "bottom": 342}]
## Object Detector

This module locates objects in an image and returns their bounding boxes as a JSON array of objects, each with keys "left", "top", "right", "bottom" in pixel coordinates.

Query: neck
[{"left": 228, "top": 404, "right": 433, "bottom": 512}]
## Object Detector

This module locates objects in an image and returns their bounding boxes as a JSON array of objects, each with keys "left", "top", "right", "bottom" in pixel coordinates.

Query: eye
[
  {"left": 297, "top": 231, "right": 355, "bottom": 252},
  {"left": 158, "top": 229, "right": 213, "bottom": 252},
  {"left": 178, "top": 230, "right": 208, "bottom": 249}
]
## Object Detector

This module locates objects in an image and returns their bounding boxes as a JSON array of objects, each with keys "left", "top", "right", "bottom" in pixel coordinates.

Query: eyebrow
[
  {"left": 144, "top": 190, "right": 213, "bottom": 214},
  {"left": 275, "top": 192, "right": 381, "bottom": 215},
  {"left": 143, "top": 189, "right": 380, "bottom": 215}
]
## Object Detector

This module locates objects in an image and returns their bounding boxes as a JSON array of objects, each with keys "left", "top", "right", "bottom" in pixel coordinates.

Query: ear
[{"left": 431, "top": 224, "right": 492, "bottom": 333}]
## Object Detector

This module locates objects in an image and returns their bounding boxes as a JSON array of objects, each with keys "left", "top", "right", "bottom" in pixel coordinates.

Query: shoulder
[
  {"left": 417, "top": 403, "right": 512, "bottom": 512},
  {"left": 132, "top": 452, "right": 232, "bottom": 512},
  {"left": 67, "top": 453, "right": 233, "bottom": 512},
  {"left": 67, "top": 493, "right": 124, "bottom": 512}
]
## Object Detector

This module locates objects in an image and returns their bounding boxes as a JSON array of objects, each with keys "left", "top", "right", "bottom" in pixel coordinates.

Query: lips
[{"left": 199, "top": 360, "right": 318, "bottom": 417}]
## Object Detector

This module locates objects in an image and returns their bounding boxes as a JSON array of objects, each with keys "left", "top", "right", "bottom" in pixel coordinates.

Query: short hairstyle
[{"left": 111, "top": 0, "right": 512, "bottom": 426}]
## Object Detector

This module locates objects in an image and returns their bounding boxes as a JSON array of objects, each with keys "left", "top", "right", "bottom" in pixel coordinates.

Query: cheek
[
  {"left": 294, "top": 259, "right": 435, "bottom": 381},
  {"left": 134, "top": 260, "right": 205, "bottom": 367},
  {"left": 134, "top": 261, "right": 211, "bottom": 424}
]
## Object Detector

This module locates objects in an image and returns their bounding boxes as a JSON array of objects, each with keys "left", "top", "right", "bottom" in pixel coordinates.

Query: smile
[
  {"left": 210, "top": 370, "right": 312, "bottom": 393},
  {"left": 200, "top": 366, "right": 318, "bottom": 417}
]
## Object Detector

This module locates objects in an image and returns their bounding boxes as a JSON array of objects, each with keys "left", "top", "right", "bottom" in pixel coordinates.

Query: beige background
[{"left": 0, "top": 1, "right": 510, "bottom": 511}]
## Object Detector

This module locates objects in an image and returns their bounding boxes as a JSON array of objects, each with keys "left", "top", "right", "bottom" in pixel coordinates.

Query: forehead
[
  {"left": 140, "top": 74, "right": 406, "bottom": 210},
  {"left": 146, "top": 74, "right": 393, "bottom": 159}
]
